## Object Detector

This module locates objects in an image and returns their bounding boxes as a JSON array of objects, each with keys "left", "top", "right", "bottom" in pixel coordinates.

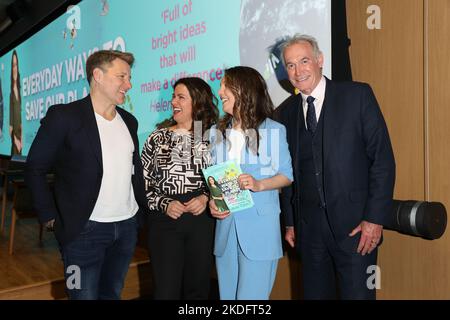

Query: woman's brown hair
[
  {"left": 157, "top": 77, "right": 219, "bottom": 137},
  {"left": 217, "top": 66, "right": 274, "bottom": 154}
]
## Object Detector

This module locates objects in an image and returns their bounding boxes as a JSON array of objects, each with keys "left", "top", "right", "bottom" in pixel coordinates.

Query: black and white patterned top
[{"left": 141, "top": 127, "right": 211, "bottom": 213}]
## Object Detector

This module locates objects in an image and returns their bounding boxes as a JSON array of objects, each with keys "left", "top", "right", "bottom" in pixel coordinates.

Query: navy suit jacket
[
  {"left": 25, "top": 95, "right": 147, "bottom": 246},
  {"left": 275, "top": 78, "right": 395, "bottom": 248}
]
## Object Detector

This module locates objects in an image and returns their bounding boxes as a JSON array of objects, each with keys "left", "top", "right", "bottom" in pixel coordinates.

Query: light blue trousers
[{"left": 215, "top": 220, "right": 278, "bottom": 300}]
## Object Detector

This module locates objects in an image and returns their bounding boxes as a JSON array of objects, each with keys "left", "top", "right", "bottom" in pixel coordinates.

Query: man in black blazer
[
  {"left": 275, "top": 34, "right": 395, "bottom": 299},
  {"left": 26, "top": 50, "right": 147, "bottom": 299}
]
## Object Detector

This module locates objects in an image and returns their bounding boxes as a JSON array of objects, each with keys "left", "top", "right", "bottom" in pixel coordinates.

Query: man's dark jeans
[{"left": 60, "top": 215, "right": 138, "bottom": 300}]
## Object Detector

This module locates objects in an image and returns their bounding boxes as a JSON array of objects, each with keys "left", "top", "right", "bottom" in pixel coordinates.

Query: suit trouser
[
  {"left": 148, "top": 210, "right": 214, "bottom": 300},
  {"left": 215, "top": 218, "right": 278, "bottom": 300},
  {"left": 299, "top": 209, "right": 378, "bottom": 300}
]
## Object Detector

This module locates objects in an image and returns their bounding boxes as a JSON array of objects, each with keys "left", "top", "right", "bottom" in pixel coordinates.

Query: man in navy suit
[
  {"left": 275, "top": 34, "right": 395, "bottom": 299},
  {"left": 26, "top": 50, "right": 147, "bottom": 299}
]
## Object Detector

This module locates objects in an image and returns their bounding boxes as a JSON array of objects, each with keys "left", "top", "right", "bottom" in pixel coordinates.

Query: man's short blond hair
[{"left": 86, "top": 50, "right": 134, "bottom": 84}]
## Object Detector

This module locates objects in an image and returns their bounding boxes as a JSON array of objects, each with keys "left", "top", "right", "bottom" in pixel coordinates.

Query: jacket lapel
[
  {"left": 80, "top": 95, "right": 103, "bottom": 168},
  {"left": 291, "top": 94, "right": 303, "bottom": 184},
  {"left": 117, "top": 107, "right": 139, "bottom": 155},
  {"left": 322, "top": 78, "right": 339, "bottom": 166}
]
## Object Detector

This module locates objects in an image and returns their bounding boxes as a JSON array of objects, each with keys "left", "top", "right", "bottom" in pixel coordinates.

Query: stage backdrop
[{"left": 0, "top": 0, "right": 332, "bottom": 157}]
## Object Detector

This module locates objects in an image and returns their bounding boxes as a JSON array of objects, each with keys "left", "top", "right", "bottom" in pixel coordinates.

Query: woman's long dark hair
[
  {"left": 207, "top": 176, "right": 218, "bottom": 187},
  {"left": 217, "top": 66, "right": 274, "bottom": 154},
  {"left": 10, "top": 50, "right": 21, "bottom": 106},
  {"left": 157, "top": 77, "right": 219, "bottom": 137}
]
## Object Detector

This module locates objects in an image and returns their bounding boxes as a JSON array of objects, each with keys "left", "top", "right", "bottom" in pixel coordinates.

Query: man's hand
[
  {"left": 349, "top": 220, "right": 383, "bottom": 255},
  {"left": 184, "top": 195, "right": 209, "bottom": 215},
  {"left": 45, "top": 219, "right": 55, "bottom": 232},
  {"left": 285, "top": 226, "right": 296, "bottom": 248},
  {"left": 209, "top": 199, "right": 230, "bottom": 220},
  {"left": 166, "top": 200, "right": 187, "bottom": 220}
]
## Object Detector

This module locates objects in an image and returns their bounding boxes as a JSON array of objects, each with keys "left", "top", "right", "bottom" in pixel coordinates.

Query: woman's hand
[
  {"left": 209, "top": 199, "right": 230, "bottom": 220},
  {"left": 239, "top": 174, "right": 292, "bottom": 192},
  {"left": 166, "top": 200, "right": 187, "bottom": 219},
  {"left": 238, "top": 174, "right": 263, "bottom": 192},
  {"left": 184, "top": 195, "right": 209, "bottom": 216}
]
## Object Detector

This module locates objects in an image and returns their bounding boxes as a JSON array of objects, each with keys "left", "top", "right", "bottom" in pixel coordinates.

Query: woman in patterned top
[{"left": 141, "top": 77, "right": 219, "bottom": 299}]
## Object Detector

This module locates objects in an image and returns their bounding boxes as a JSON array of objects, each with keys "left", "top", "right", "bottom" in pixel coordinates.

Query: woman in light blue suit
[{"left": 208, "top": 66, "right": 293, "bottom": 300}]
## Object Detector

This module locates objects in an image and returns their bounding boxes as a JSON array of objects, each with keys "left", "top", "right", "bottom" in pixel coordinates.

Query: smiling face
[
  {"left": 284, "top": 41, "right": 323, "bottom": 95},
  {"left": 94, "top": 58, "right": 132, "bottom": 106},
  {"left": 208, "top": 176, "right": 216, "bottom": 186},
  {"left": 218, "top": 79, "right": 236, "bottom": 116},
  {"left": 171, "top": 83, "right": 193, "bottom": 127}
]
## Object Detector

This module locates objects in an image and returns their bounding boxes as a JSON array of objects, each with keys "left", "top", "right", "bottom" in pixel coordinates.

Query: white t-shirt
[
  {"left": 227, "top": 128, "right": 246, "bottom": 164},
  {"left": 90, "top": 112, "right": 139, "bottom": 222}
]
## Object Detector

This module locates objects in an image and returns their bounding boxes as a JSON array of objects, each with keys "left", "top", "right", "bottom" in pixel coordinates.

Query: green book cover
[{"left": 202, "top": 160, "right": 254, "bottom": 213}]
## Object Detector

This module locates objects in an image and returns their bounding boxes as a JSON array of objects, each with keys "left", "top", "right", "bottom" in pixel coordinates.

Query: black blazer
[
  {"left": 25, "top": 95, "right": 147, "bottom": 246},
  {"left": 275, "top": 78, "right": 396, "bottom": 245}
]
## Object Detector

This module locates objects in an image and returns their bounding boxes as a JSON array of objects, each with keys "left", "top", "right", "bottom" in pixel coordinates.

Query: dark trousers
[
  {"left": 148, "top": 200, "right": 214, "bottom": 300},
  {"left": 299, "top": 209, "right": 378, "bottom": 300},
  {"left": 60, "top": 215, "right": 138, "bottom": 300}
]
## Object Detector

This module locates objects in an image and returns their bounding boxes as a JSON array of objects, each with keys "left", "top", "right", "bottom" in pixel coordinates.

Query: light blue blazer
[{"left": 209, "top": 118, "right": 293, "bottom": 261}]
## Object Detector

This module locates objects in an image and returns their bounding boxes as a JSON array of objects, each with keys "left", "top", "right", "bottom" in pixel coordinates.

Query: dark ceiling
[
  {"left": 0, "top": 0, "right": 16, "bottom": 33},
  {"left": 0, "top": 0, "right": 79, "bottom": 56}
]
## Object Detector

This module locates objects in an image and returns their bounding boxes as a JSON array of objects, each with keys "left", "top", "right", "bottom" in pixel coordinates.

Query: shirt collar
[{"left": 300, "top": 75, "right": 326, "bottom": 104}]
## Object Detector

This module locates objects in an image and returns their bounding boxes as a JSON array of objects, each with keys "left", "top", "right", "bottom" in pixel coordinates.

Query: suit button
[{"left": 315, "top": 171, "right": 321, "bottom": 176}]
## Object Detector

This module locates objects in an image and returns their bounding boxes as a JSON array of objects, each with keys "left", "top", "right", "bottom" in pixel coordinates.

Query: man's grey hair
[{"left": 279, "top": 34, "right": 322, "bottom": 67}]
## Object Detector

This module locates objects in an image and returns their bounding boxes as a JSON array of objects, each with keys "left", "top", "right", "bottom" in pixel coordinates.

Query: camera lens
[{"left": 387, "top": 200, "right": 447, "bottom": 240}]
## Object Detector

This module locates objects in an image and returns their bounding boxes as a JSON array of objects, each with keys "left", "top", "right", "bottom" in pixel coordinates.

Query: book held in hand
[{"left": 202, "top": 160, "right": 254, "bottom": 213}]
